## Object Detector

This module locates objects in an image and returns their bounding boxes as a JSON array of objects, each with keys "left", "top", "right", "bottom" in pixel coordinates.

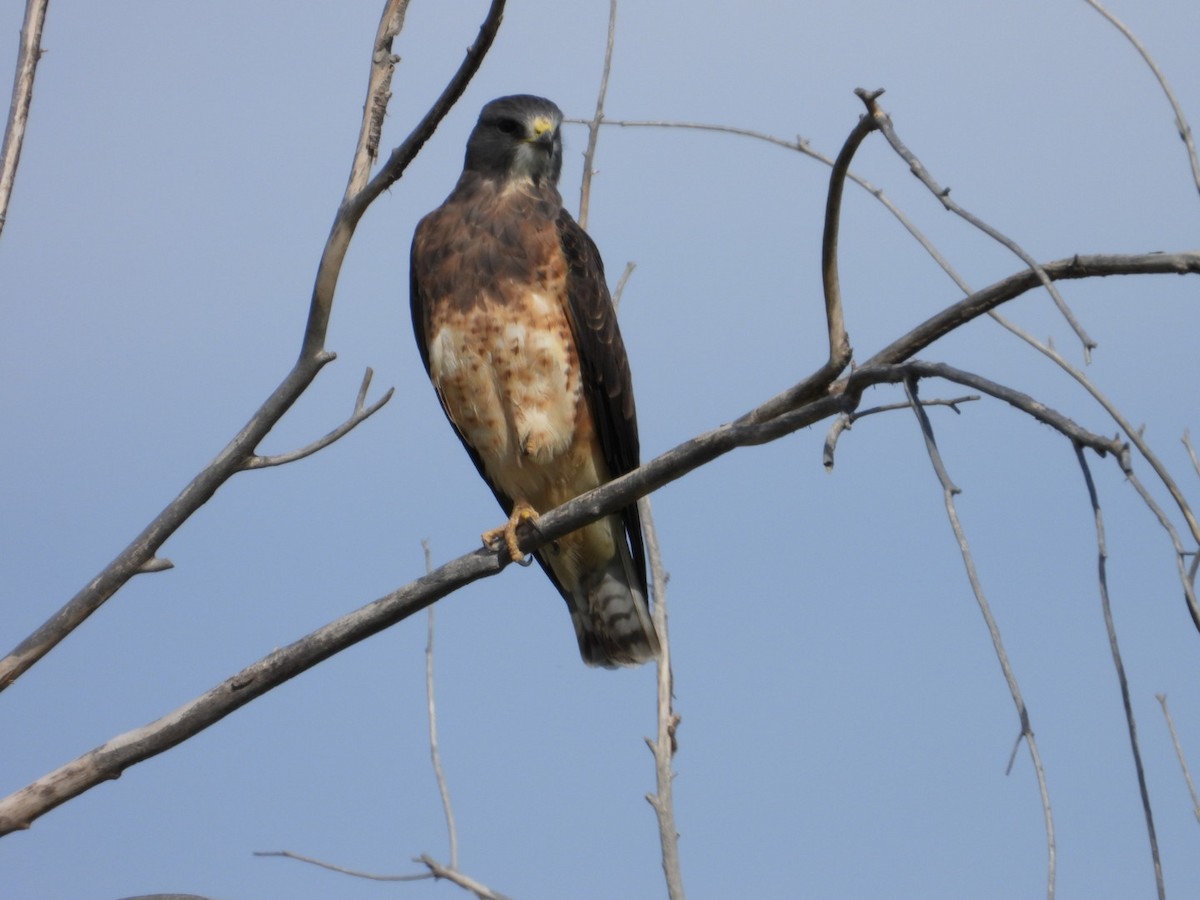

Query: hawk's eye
[{"left": 495, "top": 118, "right": 522, "bottom": 136}]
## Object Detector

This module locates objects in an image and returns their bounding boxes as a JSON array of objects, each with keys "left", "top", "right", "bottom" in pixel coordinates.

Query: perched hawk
[{"left": 409, "top": 95, "right": 660, "bottom": 668}]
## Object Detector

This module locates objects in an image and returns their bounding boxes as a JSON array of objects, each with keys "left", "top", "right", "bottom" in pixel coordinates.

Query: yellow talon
[{"left": 483, "top": 501, "right": 540, "bottom": 563}]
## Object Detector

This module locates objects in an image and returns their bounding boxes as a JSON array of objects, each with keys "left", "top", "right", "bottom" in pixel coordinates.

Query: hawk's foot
[{"left": 482, "top": 501, "right": 540, "bottom": 564}]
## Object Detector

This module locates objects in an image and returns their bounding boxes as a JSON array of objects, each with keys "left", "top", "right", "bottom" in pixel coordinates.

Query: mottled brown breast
[{"left": 412, "top": 177, "right": 601, "bottom": 511}]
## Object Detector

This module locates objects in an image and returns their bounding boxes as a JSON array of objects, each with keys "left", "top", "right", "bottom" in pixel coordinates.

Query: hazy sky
[{"left": 4, "top": 2, "right": 1200, "bottom": 898}]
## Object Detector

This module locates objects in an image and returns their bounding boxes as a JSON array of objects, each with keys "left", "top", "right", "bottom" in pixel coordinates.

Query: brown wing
[
  {"left": 555, "top": 208, "right": 648, "bottom": 602},
  {"left": 410, "top": 210, "right": 518, "bottom": 519}
]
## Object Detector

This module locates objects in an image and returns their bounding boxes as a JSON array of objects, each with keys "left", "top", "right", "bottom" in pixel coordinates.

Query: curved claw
[{"left": 482, "top": 501, "right": 540, "bottom": 563}]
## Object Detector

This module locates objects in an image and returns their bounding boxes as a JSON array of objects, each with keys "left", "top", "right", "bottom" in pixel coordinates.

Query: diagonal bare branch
[
  {"left": 1156, "top": 693, "right": 1200, "bottom": 824},
  {"left": 1082, "top": 0, "right": 1200, "bottom": 198},
  {"left": 1074, "top": 444, "right": 1164, "bottom": 899},
  {"left": 0, "top": 0, "right": 49, "bottom": 239},
  {"left": 903, "top": 376, "right": 1056, "bottom": 900},
  {"left": 244, "top": 368, "right": 394, "bottom": 470},
  {"left": 860, "top": 92, "right": 1097, "bottom": 359},
  {"left": 577, "top": 0, "right": 620, "bottom": 229},
  {"left": 0, "top": 0, "right": 506, "bottom": 695}
]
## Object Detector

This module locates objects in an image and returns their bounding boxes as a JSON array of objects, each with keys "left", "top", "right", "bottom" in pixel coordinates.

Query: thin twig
[
  {"left": 1156, "top": 694, "right": 1200, "bottom": 824},
  {"left": 640, "top": 497, "right": 684, "bottom": 900},
  {"left": 255, "top": 850, "right": 431, "bottom": 882},
  {"left": 0, "top": 0, "right": 49, "bottom": 238},
  {"left": 1074, "top": 444, "right": 1164, "bottom": 898},
  {"left": 0, "top": 0, "right": 506, "bottom": 695},
  {"left": 1082, "top": 0, "right": 1200, "bottom": 198},
  {"left": 611, "top": 261, "right": 636, "bottom": 311},
  {"left": 988, "top": 311, "right": 1200, "bottom": 629},
  {"left": 244, "top": 368, "right": 394, "bottom": 469},
  {"left": 903, "top": 376, "right": 1056, "bottom": 900},
  {"left": 1184, "top": 430, "right": 1200, "bottom": 481},
  {"left": 740, "top": 90, "right": 882, "bottom": 426},
  {"left": 423, "top": 540, "right": 459, "bottom": 871},
  {"left": 417, "top": 855, "right": 512, "bottom": 900},
  {"left": 577, "top": 0, "right": 619, "bottom": 229},
  {"left": 861, "top": 94, "right": 1097, "bottom": 359},
  {"left": 823, "top": 395, "right": 979, "bottom": 470}
]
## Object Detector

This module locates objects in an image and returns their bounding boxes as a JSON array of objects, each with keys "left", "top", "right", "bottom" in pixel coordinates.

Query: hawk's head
[{"left": 464, "top": 94, "right": 564, "bottom": 186}]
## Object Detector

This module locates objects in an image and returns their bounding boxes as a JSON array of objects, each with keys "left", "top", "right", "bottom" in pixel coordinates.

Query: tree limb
[
  {"left": 0, "top": 0, "right": 49, "bottom": 238},
  {"left": 0, "top": 0, "right": 506, "bottom": 694}
]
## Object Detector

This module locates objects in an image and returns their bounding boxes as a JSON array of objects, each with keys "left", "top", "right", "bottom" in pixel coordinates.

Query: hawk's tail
[{"left": 566, "top": 516, "right": 661, "bottom": 668}]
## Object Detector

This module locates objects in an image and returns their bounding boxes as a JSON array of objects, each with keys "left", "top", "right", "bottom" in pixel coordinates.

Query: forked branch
[{"left": 0, "top": 0, "right": 507, "bottom": 694}]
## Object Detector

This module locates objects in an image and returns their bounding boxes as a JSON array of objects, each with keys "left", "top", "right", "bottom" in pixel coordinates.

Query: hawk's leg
[{"left": 483, "top": 500, "right": 540, "bottom": 563}]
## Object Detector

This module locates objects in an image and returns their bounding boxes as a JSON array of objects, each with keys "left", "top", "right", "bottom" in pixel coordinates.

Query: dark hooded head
[{"left": 463, "top": 94, "right": 564, "bottom": 186}]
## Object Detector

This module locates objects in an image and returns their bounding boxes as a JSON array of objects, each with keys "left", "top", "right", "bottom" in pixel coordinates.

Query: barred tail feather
[{"left": 569, "top": 519, "right": 660, "bottom": 668}]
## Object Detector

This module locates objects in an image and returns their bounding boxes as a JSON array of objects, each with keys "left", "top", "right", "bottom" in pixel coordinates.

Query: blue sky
[{"left": 3, "top": 1, "right": 1200, "bottom": 898}]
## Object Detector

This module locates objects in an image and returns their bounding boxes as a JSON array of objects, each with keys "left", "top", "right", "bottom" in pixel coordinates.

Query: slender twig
[
  {"left": 861, "top": 95, "right": 1097, "bottom": 359},
  {"left": 611, "top": 261, "right": 636, "bottom": 310},
  {"left": 640, "top": 498, "right": 684, "bottom": 900},
  {"left": 988, "top": 311, "right": 1200, "bottom": 629},
  {"left": 1156, "top": 693, "right": 1200, "bottom": 824},
  {"left": 1184, "top": 429, "right": 1200, "bottom": 481},
  {"left": 244, "top": 368, "right": 394, "bottom": 469},
  {"left": 1082, "top": 0, "right": 1200, "bottom": 198},
  {"left": 903, "top": 376, "right": 1056, "bottom": 900},
  {"left": 739, "top": 91, "right": 881, "bottom": 426},
  {"left": 255, "top": 850, "right": 431, "bottom": 883},
  {"left": 823, "top": 395, "right": 980, "bottom": 470},
  {"left": 1074, "top": 444, "right": 1163, "bottom": 898},
  {"left": 577, "top": 0, "right": 619, "bottom": 229},
  {"left": 0, "top": 0, "right": 49, "bottom": 238},
  {"left": 422, "top": 541, "right": 459, "bottom": 871},
  {"left": 302, "top": 0, "right": 505, "bottom": 358},
  {"left": 416, "top": 855, "right": 512, "bottom": 900},
  {"left": 0, "top": 0, "right": 506, "bottom": 694}
]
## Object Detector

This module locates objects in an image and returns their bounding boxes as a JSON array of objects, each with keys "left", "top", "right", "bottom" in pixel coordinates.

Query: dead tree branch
[
  {"left": 904, "top": 376, "right": 1056, "bottom": 900},
  {"left": 1075, "top": 444, "right": 1164, "bottom": 899},
  {"left": 1082, "top": 0, "right": 1200, "bottom": 198},
  {"left": 859, "top": 91, "right": 1097, "bottom": 359},
  {"left": 0, "top": 0, "right": 506, "bottom": 694},
  {"left": 0, "top": 0, "right": 49, "bottom": 238},
  {"left": 1156, "top": 694, "right": 1200, "bottom": 824},
  {"left": 641, "top": 497, "right": 684, "bottom": 900}
]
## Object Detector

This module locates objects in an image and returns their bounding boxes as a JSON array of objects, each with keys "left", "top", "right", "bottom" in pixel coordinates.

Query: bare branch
[
  {"left": 416, "top": 855, "right": 512, "bottom": 900},
  {"left": 0, "top": 0, "right": 49, "bottom": 238},
  {"left": 1082, "top": 0, "right": 1200, "bottom": 198},
  {"left": 739, "top": 91, "right": 882, "bottom": 425},
  {"left": 1074, "top": 445, "right": 1164, "bottom": 898},
  {"left": 987, "top": 312, "right": 1200, "bottom": 629},
  {"left": 302, "top": 0, "right": 506, "bottom": 358},
  {"left": 0, "top": 0, "right": 507, "bottom": 694},
  {"left": 862, "top": 94, "right": 1097, "bottom": 359},
  {"left": 824, "top": 394, "right": 980, "bottom": 470},
  {"left": 640, "top": 497, "right": 684, "bottom": 900},
  {"left": 244, "top": 368, "right": 394, "bottom": 470},
  {"left": 902, "top": 376, "right": 1056, "bottom": 900},
  {"left": 255, "top": 849, "right": 431, "bottom": 883},
  {"left": 1156, "top": 694, "right": 1200, "bottom": 824},
  {"left": 1184, "top": 429, "right": 1200, "bottom": 481},
  {"left": 611, "top": 261, "right": 636, "bottom": 311},
  {"left": 577, "top": 0, "right": 619, "bottom": 229},
  {"left": 860, "top": 252, "right": 1200, "bottom": 373},
  {"left": 422, "top": 541, "right": 459, "bottom": 872}
]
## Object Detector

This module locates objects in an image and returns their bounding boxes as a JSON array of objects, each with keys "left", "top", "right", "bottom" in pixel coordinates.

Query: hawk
[{"left": 409, "top": 95, "right": 660, "bottom": 668}]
